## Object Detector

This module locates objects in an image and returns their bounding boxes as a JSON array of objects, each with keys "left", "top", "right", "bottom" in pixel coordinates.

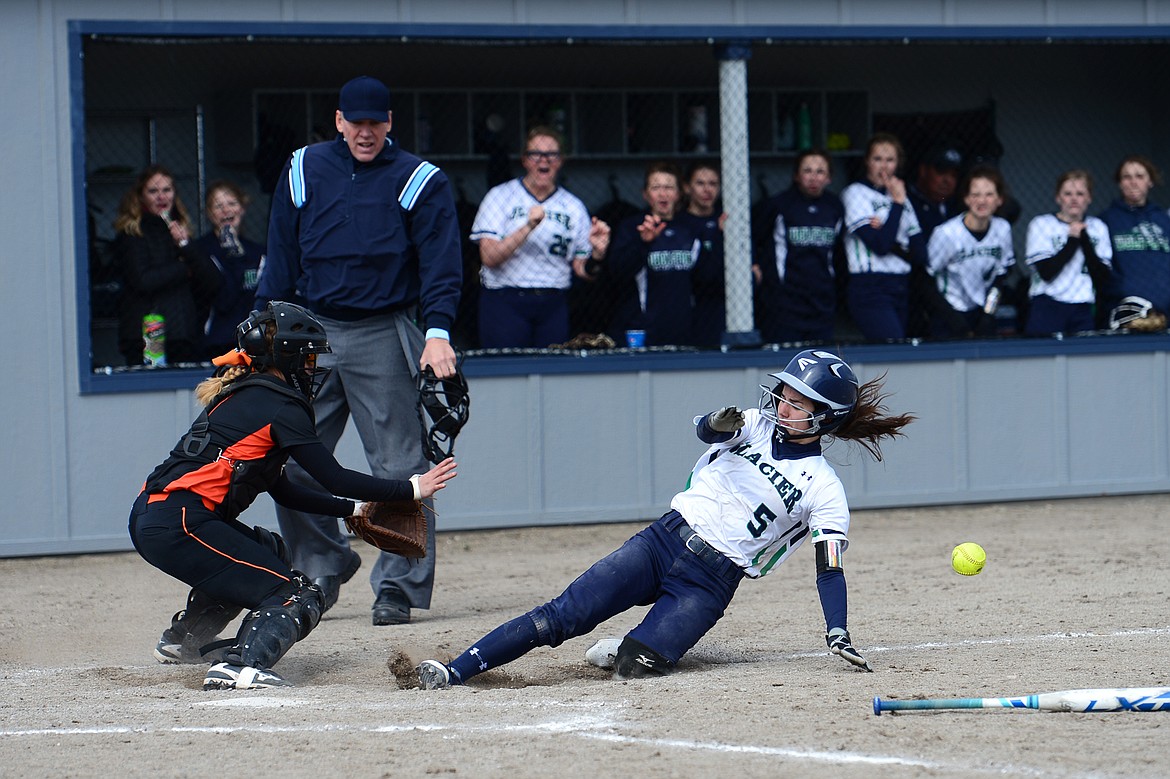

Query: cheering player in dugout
[{"left": 128, "top": 302, "right": 456, "bottom": 690}]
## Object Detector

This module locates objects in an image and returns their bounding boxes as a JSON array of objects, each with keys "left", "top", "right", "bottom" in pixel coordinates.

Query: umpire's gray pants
[{"left": 275, "top": 310, "right": 436, "bottom": 609}]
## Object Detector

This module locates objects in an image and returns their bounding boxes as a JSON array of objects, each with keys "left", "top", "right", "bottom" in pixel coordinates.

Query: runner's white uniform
[
  {"left": 674, "top": 408, "right": 849, "bottom": 579},
  {"left": 841, "top": 181, "right": 923, "bottom": 274},
  {"left": 471, "top": 178, "right": 593, "bottom": 290},
  {"left": 927, "top": 213, "right": 1015, "bottom": 312},
  {"left": 1024, "top": 213, "right": 1113, "bottom": 303}
]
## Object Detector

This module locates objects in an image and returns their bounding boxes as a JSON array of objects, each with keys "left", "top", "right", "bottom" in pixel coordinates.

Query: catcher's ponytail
[{"left": 194, "top": 365, "right": 250, "bottom": 406}]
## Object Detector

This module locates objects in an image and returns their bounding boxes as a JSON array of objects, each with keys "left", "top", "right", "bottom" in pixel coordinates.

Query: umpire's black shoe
[
  {"left": 372, "top": 586, "right": 411, "bottom": 626},
  {"left": 314, "top": 549, "right": 362, "bottom": 613}
]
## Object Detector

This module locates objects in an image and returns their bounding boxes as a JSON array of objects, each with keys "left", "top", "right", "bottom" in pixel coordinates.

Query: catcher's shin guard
[
  {"left": 223, "top": 575, "right": 325, "bottom": 670},
  {"left": 157, "top": 589, "right": 243, "bottom": 663},
  {"left": 613, "top": 636, "right": 673, "bottom": 679}
]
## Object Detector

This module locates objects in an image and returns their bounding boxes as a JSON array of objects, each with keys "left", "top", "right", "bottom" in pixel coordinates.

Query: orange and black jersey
[{"left": 143, "top": 374, "right": 411, "bottom": 520}]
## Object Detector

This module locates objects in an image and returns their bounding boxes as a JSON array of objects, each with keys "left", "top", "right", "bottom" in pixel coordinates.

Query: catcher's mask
[
  {"left": 236, "top": 302, "right": 332, "bottom": 401},
  {"left": 417, "top": 362, "right": 470, "bottom": 464},
  {"left": 1109, "top": 296, "right": 1161, "bottom": 330}
]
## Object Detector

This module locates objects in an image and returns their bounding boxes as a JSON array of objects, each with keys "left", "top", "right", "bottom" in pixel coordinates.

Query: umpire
[{"left": 256, "top": 75, "right": 462, "bottom": 625}]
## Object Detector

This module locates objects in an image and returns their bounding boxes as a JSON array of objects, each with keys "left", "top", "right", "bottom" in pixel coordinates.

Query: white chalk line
[
  {"left": 3, "top": 628, "right": 1163, "bottom": 777},
  {"left": 4, "top": 625, "right": 1164, "bottom": 683},
  {"left": 6, "top": 625, "right": 1162, "bottom": 683},
  {"left": 781, "top": 625, "right": 1170, "bottom": 661},
  {"left": 0, "top": 716, "right": 1053, "bottom": 775}
]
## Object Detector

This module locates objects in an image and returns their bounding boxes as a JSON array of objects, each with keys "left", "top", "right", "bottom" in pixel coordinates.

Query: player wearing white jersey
[
  {"left": 926, "top": 166, "right": 1016, "bottom": 338},
  {"left": 470, "top": 126, "right": 610, "bottom": 348},
  {"left": 841, "top": 134, "right": 926, "bottom": 341},
  {"left": 416, "top": 350, "right": 914, "bottom": 689},
  {"left": 1024, "top": 170, "right": 1113, "bottom": 336}
]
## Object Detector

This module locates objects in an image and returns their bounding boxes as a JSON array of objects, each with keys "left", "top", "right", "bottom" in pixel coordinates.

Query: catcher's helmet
[
  {"left": 760, "top": 349, "right": 858, "bottom": 439},
  {"left": 417, "top": 362, "right": 470, "bottom": 464},
  {"left": 1109, "top": 296, "right": 1162, "bottom": 331},
  {"left": 236, "top": 302, "right": 332, "bottom": 400}
]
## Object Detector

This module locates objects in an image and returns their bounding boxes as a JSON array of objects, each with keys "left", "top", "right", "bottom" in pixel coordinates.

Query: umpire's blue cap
[{"left": 340, "top": 76, "right": 392, "bottom": 122}]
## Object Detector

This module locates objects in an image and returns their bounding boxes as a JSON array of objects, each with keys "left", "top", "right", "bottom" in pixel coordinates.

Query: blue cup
[{"left": 625, "top": 329, "right": 646, "bottom": 348}]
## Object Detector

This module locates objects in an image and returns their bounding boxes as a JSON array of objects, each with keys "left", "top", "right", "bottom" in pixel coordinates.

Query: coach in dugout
[{"left": 255, "top": 75, "right": 462, "bottom": 627}]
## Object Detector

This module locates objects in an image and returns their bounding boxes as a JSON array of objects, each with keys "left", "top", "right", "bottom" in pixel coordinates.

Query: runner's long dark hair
[{"left": 831, "top": 374, "right": 915, "bottom": 462}]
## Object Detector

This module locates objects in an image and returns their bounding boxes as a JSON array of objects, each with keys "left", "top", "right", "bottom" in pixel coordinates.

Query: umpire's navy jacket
[{"left": 257, "top": 135, "right": 462, "bottom": 332}]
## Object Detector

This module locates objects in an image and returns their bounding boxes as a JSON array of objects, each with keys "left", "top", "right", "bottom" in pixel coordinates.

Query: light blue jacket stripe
[
  {"left": 289, "top": 147, "right": 308, "bottom": 208},
  {"left": 399, "top": 162, "right": 438, "bottom": 211}
]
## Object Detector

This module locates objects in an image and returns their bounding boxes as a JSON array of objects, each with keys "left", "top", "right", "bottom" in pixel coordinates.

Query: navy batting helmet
[{"left": 760, "top": 349, "right": 858, "bottom": 439}]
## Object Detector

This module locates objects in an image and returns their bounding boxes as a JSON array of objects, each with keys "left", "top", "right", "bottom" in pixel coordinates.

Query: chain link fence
[{"left": 81, "top": 34, "right": 1170, "bottom": 370}]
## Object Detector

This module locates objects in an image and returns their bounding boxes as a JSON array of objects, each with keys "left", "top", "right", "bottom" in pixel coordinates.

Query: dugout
[{"left": 6, "top": 2, "right": 1170, "bottom": 556}]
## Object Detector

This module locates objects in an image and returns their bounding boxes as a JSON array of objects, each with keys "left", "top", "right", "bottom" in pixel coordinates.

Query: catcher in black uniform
[{"left": 128, "top": 301, "right": 456, "bottom": 689}]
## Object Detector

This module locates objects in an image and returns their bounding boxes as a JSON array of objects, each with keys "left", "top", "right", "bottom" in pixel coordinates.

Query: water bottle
[
  {"left": 686, "top": 105, "right": 709, "bottom": 153},
  {"left": 983, "top": 287, "right": 1001, "bottom": 315},
  {"left": 548, "top": 104, "right": 567, "bottom": 137},
  {"left": 775, "top": 107, "right": 795, "bottom": 150},
  {"left": 797, "top": 102, "right": 812, "bottom": 150},
  {"left": 142, "top": 313, "right": 167, "bottom": 367}
]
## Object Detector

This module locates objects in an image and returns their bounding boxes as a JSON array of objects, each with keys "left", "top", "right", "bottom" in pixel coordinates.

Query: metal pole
[
  {"left": 716, "top": 43, "right": 760, "bottom": 347},
  {"left": 195, "top": 105, "right": 206, "bottom": 236}
]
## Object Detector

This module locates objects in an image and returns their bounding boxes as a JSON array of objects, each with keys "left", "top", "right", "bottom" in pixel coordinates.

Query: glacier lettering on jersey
[
  {"left": 729, "top": 442, "right": 803, "bottom": 512},
  {"left": 647, "top": 249, "right": 698, "bottom": 272},
  {"left": 507, "top": 206, "right": 574, "bottom": 230},
  {"left": 787, "top": 225, "right": 837, "bottom": 248},
  {"left": 1113, "top": 222, "right": 1170, "bottom": 253}
]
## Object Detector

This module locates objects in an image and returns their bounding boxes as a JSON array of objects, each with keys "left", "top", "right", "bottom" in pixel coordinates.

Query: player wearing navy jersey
[
  {"left": 1098, "top": 155, "right": 1170, "bottom": 319},
  {"left": 679, "top": 161, "right": 726, "bottom": 348},
  {"left": 926, "top": 166, "right": 1016, "bottom": 338},
  {"left": 416, "top": 349, "right": 913, "bottom": 689},
  {"left": 129, "top": 302, "right": 457, "bottom": 690},
  {"left": 905, "top": 143, "right": 967, "bottom": 339},
  {"left": 841, "top": 134, "right": 926, "bottom": 342},
  {"left": 753, "top": 149, "right": 844, "bottom": 343},
  {"left": 907, "top": 144, "right": 963, "bottom": 242},
  {"left": 1024, "top": 170, "right": 1113, "bottom": 336},
  {"left": 471, "top": 126, "right": 610, "bottom": 348},
  {"left": 195, "top": 180, "right": 265, "bottom": 357},
  {"left": 608, "top": 161, "right": 707, "bottom": 346}
]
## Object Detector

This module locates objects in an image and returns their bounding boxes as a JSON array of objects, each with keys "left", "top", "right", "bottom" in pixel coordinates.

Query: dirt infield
[{"left": 1, "top": 495, "right": 1168, "bottom": 778}]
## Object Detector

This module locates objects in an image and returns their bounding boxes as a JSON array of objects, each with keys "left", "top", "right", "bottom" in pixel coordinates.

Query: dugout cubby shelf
[{"left": 251, "top": 87, "right": 869, "bottom": 163}]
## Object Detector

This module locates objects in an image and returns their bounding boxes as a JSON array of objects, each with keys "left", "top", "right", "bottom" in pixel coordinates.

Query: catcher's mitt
[
  {"left": 1126, "top": 310, "right": 1168, "bottom": 333},
  {"left": 345, "top": 500, "right": 428, "bottom": 558}
]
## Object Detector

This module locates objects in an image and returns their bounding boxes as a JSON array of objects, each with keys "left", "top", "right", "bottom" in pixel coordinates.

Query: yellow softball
[{"left": 951, "top": 542, "right": 986, "bottom": 576}]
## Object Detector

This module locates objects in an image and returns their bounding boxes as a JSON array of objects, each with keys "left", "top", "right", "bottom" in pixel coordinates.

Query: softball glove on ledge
[{"left": 345, "top": 500, "right": 428, "bottom": 558}]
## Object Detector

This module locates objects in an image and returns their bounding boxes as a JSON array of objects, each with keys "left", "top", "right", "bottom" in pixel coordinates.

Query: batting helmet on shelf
[
  {"left": 417, "top": 360, "right": 470, "bottom": 464},
  {"left": 760, "top": 349, "right": 859, "bottom": 439}
]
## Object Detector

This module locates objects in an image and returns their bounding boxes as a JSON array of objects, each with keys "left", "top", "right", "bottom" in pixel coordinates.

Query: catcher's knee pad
[
  {"left": 613, "top": 636, "right": 673, "bottom": 679},
  {"left": 225, "top": 576, "right": 325, "bottom": 670},
  {"left": 165, "top": 590, "right": 243, "bottom": 662}
]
